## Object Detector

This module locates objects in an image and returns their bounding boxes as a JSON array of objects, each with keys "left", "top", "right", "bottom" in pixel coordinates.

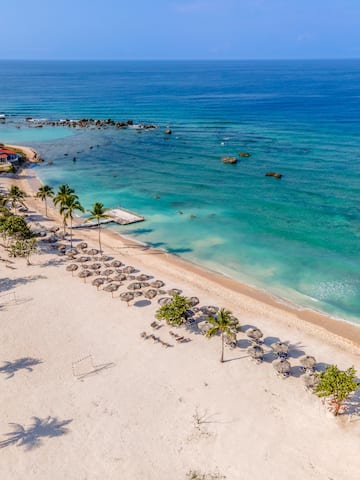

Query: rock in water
[
  {"left": 265, "top": 172, "right": 282, "bottom": 179},
  {"left": 222, "top": 157, "right": 237, "bottom": 164}
]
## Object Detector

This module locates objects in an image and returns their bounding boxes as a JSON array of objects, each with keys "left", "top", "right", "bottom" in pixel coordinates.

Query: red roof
[
  {"left": 0, "top": 149, "right": 16, "bottom": 154},
  {"left": 0, "top": 154, "right": 8, "bottom": 158}
]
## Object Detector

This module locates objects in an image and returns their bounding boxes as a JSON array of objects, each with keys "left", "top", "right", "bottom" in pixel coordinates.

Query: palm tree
[
  {"left": 53, "top": 184, "right": 77, "bottom": 235},
  {"left": 85, "top": 202, "right": 110, "bottom": 253},
  {"left": 206, "top": 308, "right": 235, "bottom": 363},
  {"left": 35, "top": 185, "right": 54, "bottom": 217},
  {"left": 6, "top": 185, "right": 27, "bottom": 212},
  {"left": 59, "top": 195, "right": 84, "bottom": 248}
]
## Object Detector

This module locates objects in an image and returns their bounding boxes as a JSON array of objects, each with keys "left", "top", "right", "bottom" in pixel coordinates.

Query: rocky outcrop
[
  {"left": 239, "top": 152, "right": 251, "bottom": 157},
  {"left": 265, "top": 172, "right": 282, "bottom": 179},
  {"left": 222, "top": 157, "right": 237, "bottom": 164}
]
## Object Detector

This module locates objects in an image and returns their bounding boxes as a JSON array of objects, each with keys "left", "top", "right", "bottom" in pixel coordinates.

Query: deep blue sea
[{"left": 0, "top": 60, "right": 359, "bottom": 323}]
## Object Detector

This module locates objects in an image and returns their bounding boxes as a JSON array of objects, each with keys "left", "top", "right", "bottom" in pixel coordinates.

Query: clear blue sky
[{"left": 2, "top": 0, "right": 359, "bottom": 60}]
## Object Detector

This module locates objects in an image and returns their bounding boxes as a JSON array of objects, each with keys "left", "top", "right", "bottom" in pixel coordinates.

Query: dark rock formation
[
  {"left": 222, "top": 157, "right": 237, "bottom": 164},
  {"left": 265, "top": 172, "right": 282, "bottom": 179}
]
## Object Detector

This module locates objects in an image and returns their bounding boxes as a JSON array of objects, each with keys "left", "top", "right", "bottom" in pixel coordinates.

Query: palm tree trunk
[
  {"left": 221, "top": 332, "right": 224, "bottom": 363},
  {"left": 98, "top": 219, "right": 102, "bottom": 253},
  {"left": 44, "top": 198, "right": 47, "bottom": 217},
  {"left": 70, "top": 217, "right": 73, "bottom": 248}
]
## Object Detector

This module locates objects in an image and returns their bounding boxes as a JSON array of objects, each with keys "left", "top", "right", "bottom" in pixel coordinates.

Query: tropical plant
[
  {"left": 155, "top": 293, "right": 190, "bottom": 326},
  {"left": 85, "top": 202, "right": 110, "bottom": 253},
  {"left": 35, "top": 184, "right": 54, "bottom": 217},
  {"left": 314, "top": 365, "right": 358, "bottom": 416},
  {"left": 9, "top": 238, "right": 36, "bottom": 265},
  {"left": 53, "top": 184, "right": 75, "bottom": 207},
  {"left": 0, "top": 215, "right": 33, "bottom": 246},
  {"left": 6, "top": 185, "right": 27, "bottom": 212},
  {"left": 59, "top": 195, "right": 84, "bottom": 248},
  {"left": 206, "top": 308, "right": 236, "bottom": 363},
  {"left": 53, "top": 184, "right": 77, "bottom": 235}
]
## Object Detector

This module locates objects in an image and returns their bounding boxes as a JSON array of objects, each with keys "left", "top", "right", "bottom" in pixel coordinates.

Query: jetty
[{"left": 73, "top": 207, "right": 144, "bottom": 229}]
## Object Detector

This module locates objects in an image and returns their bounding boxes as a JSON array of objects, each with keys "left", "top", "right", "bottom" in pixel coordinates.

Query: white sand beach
[{"left": 1, "top": 150, "right": 360, "bottom": 479}]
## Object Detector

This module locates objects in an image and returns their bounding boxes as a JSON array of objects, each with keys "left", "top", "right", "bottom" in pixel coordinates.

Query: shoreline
[{"left": 3, "top": 142, "right": 360, "bottom": 351}]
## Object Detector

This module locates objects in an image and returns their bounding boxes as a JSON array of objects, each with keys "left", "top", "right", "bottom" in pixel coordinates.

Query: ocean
[{"left": 0, "top": 60, "right": 359, "bottom": 322}]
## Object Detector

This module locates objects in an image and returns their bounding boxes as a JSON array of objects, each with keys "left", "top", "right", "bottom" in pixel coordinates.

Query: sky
[{"left": 1, "top": 0, "right": 360, "bottom": 60}]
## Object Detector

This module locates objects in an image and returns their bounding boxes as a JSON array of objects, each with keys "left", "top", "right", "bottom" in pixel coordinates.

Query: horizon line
[{"left": 0, "top": 57, "right": 359, "bottom": 62}]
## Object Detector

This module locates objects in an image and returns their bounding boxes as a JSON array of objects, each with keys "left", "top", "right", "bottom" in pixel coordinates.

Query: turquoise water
[{"left": 0, "top": 60, "right": 359, "bottom": 322}]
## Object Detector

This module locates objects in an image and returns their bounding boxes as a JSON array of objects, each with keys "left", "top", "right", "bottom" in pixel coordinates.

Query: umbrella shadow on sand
[
  {"left": 0, "top": 416, "right": 72, "bottom": 450},
  {"left": 0, "top": 358, "right": 43, "bottom": 380}
]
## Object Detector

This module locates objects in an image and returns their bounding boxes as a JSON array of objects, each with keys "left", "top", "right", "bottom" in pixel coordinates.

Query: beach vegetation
[
  {"left": 36, "top": 184, "right": 54, "bottom": 217},
  {"left": 53, "top": 184, "right": 77, "bottom": 235},
  {"left": 206, "top": 308, "right": 236, "bottom": 363},
  {"left": 85, "top": 202, "right": 110, "bottom": 253},
  {"left": 5, "top": 184, "right": 27, "bottom": 212},
  {"left": 155, "top": 293, "right": 190, "bottom": 325},
  {"left": 9, "top": 238, "right": 36, "bottom": 265},
  {"left": 59, "top": 195, "right": 84, "bottom": 248},
  {"left": 0, "top": 214, "right": 33, "bottom": 246},
  {"left": 315, "top": 365, "right": 358, "bottom": 416}
]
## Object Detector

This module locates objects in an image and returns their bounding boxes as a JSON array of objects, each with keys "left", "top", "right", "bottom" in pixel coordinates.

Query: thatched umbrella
[
  {"left": 200, "top": 305, "right": 218, "bottom": 315},
  {"left": 123, "top": 265, "right": 135, "bottom": 274},
  {"left": 92, "top": 277, "right": 106, "bottom": 290},
  {"left": 103, "top": 283, "right": 120, "bottom": 297},
  {"left": 87, "top": 248, "right": 99, "bottom": 256},
  {"left": 128, "top": 282, "right": 142, "bottom": 290},
  {"left": 99, "top": 255, "right": 112, "bottom": 262},
  {"left": 90, "top": 263, "right": 102, "bottom": 270},
  {"left": 57, "top": 245, "right": 66, "bottom": 253},
  {"left": 157, "top": 297, "right": 172, "bottom": 306},
  {"left": 246, "top": 328, "right": 263, "bottom": 343},
  {"left": 136, "top": 274, "right": 151, "bottom": 281},
  {"left": 188, "top": 296, "right": 200, "bottom": 307},
  {"left": 120, "top": 291, "right": 134, "bottom": 306},
  {"left": 144, "top": 289, "right": 157, "bottom": 299},
  {"left": 66, "top": 263, "right": 79, "bottom": 276},
  {"left": 113, "top": 273, "right": 127, "bottom": 282},
  {"left": 271, "top": 342, "right": 289, "bottom": 357},
  {"left": 303, "top": 373, "right": 319, "bottom": 389},
  {"left": 167, "top": 288, "right": 182, "bottom": 296},
  {"left": 78, "top": 270, "right": 93, "bottom": 282},
  {"left": 50, "top": 226, "right": 60, "bottom": 233},
  {"left": 133, "top": 291, "right": 143, "bottom": 297},
  {"left": 111, "top": 260, "right": 123, "bottom": 268},
  {"left": 78, "top": 242, "right": 88, "bottom": 249},
  {"left": 77, "top": 256, "right": 91, "bottom": 263},
  {"left": 300, "top": 355, "right": 316, "bottom": 371},
  {"left": 140, "top": 281, "right": 150, "bottom": 288},
  {"left": 66, "top": 248, "right": 79, "bottom": 257},
  {"left": 102, "top": 269, "right": 114, "bottom": 277},
  {"left": 247, "top": 344, "right": 264, "bottom": 360},
  {"left": 151, "top": 280, "right": 165, "bottom": 288},
  {"left": 273, "top": 359, "right": 291, "bottom": 376}
]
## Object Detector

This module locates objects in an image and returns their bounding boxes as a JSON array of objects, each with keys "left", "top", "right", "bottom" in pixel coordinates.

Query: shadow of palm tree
[
  {"left": 0, "top": 358, "right": 43, "bottom": 379},
  {"left": 0, "top": 416, "right": 72, "bottom": 450},
  {"left": 0, "top": 275, "right": 47, "bottom": 293}
]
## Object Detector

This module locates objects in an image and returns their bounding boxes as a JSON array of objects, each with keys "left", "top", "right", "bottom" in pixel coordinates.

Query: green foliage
[
  {"left": 155, "top": 293, "right": 190, "bottom": 326},
  {"left": 9, "top": 238, "right": 36, "bottom": 265},
  {"left": 315, "top": 365, "right": 358, "bottom": 415},
  {"left": 85, "top": 202, "right": 110, "bottom": 252},
  {"left": 36, "top": 184, "right": 54, "bottom": 216},
  {"left": 0, "top": 214, "right": 33, "bottom": 241},
  {"left": 59, "top": 194, "right": 84, "bottom": 247},
  {"left": 206, "top": 308, "right": 236, "bottom": 363},
  {"left": 6, "top": 184, "right": 27, "bottom": 211},
  {"left": 53, "top": 184, "right": 76, "bottom": 208}
]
